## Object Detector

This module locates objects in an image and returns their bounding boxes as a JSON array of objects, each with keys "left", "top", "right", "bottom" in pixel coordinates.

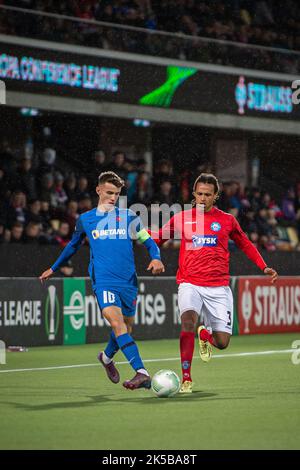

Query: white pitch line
[{"left": 0, "top": 348, "right": 295, "bottom": 374}]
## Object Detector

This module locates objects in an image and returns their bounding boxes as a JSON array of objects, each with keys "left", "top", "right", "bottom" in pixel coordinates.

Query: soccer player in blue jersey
[{"left": 39, "top": 171, "right": 165, "bottom": 390}]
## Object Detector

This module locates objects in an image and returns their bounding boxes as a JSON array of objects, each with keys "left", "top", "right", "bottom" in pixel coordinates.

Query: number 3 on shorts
[{"left": 227, "top": 311, "right": 232, "bottom": 327}]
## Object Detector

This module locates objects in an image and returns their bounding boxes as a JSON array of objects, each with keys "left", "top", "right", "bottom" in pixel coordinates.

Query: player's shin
[
  {"left": 103, "top": 331, "right": 119, "bottom": 362},
  {"left": 116, "top": 332, "right": 149, "bottom": 375},
  {"left": 180, "top": 331, "right": 195, "bottom": 383}
]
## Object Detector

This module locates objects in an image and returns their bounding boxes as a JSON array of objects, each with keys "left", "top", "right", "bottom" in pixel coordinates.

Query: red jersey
[{"left": 152, "top": 206, "right": 267, "bottom": 287}]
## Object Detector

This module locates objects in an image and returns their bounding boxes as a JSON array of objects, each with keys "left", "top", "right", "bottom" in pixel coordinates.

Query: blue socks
[
  {"left": 116, "top": 333, "right": 144, "bottom": 371},
  {"left": 104, "top": 331, "right": 119, "bottom": 359}
]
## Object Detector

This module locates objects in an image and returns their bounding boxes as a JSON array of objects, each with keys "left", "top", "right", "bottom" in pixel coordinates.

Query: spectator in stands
[
  {"left": 94, "top": 149, "right": 107, "bottom": 174},
  {"left": 0, "top": 139, "right": 17, "bottom": 174},
  {"left": 217, "top": 182, "right": 233, "bottom": 213},
  {"left": 153, "top": 159, "right": 174, "bottom": 194},
  {"left": 95, "top": 2, "right": 116, "bottom": 23},
  {"left": 64, "top": 173, "right": 77, "bottom": 201},
  {"left": 255, "top": 208, "right": 272, "bottom": 236},
  {"left": 37, "top": 147, "right": 58, "bottom": 182},
  {"left": 40, "top": 200, "right": 52, "bottom": 233},
  {"left": 239, "top": 208, "right": 258, "bottom": 234},
  {"left": 261, "top": 192, "right": 273, "bottom": 209},
  {"left": 0, "top": 219, "right": 5, "bottom": 244},
  {"left": 135, "top": 171, "right": 152, "bottom": 205},
  {"left": 5, "top": 191, "right": 27, "bottom": 228},
  {"left": 23, "top": 221, "right": 42, "bottom": 244},
  {"left": 26, "top": 199, "right": 43, "bottom": 225},
  {"left": 229, "top": 181, "right": 243, "bottom": 213},
  {"left": 153, "top": 179, "right": 175, "bottom": 206},
  {"left": 282, "top": 187, "right": 297, "bottom": 223},
  {"left": 78, "top": 194, "right": 93, "bottom": 213},
  {"left": 249, "top": 231, "right": 259, "bottom": 248},
  {"left": 51, "top": 172, "right": 68, "bottom": 210},
  {"left": 125, "top": 159, "right": 138, "bottom": 205},
  {"left": 64, "top": 200, "right": 79, "bottom": 233},
  {"left": 109, "top": 150, "right": 128, "bottom": 181},
  {"left": 266, "top": 208, "right": 278, "bottom": 230},
  {"left": 9, "top": 222, "right": 24, "bottom": 244},
  {"left": 294, "top": 182, "right": 300, "bottom": 236},
  {"left": 2, "top": 0, "right": 300, "bottom": 72},
  {"left": 39, "top": 172, "right": 55, "bottom": 203},
  {"left": 259, "top": 234, "right": 276, "bottom": 252},
  {"left": 249, "top": 187, "right": 262, "bottom": 213},
  {"left": 52, "top": 221, "right": 71, "bottom": 247},
  {"left": 0, "top": 164, "right": 12, "bottom": 204},
  {"left": 16, "top": 155, "right": 37, "bottom": 201},
  {"left": 178, "top": 168, "right": 191, "bottom": 205},
  {"left": 75, "top": 175, "right": 90, "bottom": 201},
  {"left": 58, "top": 259, "right": 74, "bottom": 277}
]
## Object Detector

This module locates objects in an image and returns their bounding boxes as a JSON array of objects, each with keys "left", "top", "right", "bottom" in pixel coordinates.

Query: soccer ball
[{"left": 151, "top": 369, "right": 181, "bottom": 398}]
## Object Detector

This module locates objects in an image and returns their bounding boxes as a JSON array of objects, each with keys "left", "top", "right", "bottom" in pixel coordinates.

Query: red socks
[
  {"left": 200, "top": 328, "right": 214, "bottom": 346},
  {"left": 180, "top": 331, "right": 195, "bottom": 382}
]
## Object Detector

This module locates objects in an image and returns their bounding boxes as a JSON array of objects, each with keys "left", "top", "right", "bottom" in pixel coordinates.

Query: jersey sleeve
[
  {"left": 51, "top": 217, "right": 86, "bottom": 272},
  {"left": 130, "top": 213, "right": 161, "bottom": 260},
  {"left": 148, "top": 214, "right": 178, "bottom": 247},
  {"left": 230, "top": 216, "right": 267, "bottom": 271}
]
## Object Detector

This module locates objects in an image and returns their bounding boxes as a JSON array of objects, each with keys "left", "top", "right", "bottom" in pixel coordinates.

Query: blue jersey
[{"left": 51, "top": 207, "right": 160, "bottom": 289}]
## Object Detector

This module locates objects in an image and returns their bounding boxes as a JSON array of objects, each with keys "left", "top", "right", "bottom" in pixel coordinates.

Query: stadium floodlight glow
[
  {"left": 20, "top": 107, "right": 39, "bottom": 116},
  {"left": 139, "top": 66, "right": 198, "bottom": 107},
  {"left": 133, "top": 119, "right": 150, "bottom": 127}
]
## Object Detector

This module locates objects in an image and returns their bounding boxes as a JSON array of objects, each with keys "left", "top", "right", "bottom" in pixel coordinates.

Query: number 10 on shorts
[{"left": 103, "top": 291, "right": 116, "bottom": 304}]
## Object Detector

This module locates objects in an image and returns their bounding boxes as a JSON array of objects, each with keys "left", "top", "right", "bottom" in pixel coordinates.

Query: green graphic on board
[
  {"left": 139, "top": 66, "right": 198, "bottom": 107},
  {"left": 63, "top": 278, "right": 86, "bottom": 345}
]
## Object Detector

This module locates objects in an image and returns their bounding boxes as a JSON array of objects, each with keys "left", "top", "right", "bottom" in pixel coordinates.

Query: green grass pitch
[{"left": 0, "top": 333, "right": 299, "bottom": 450}]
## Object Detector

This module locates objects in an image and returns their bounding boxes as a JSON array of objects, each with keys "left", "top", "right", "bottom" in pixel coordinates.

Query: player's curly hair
[
  {"left": 98, "top": 171, "right": 125, "bottom": 188},
  {"left": 191, "top": 173, "right": 220, "bottom": 206}
]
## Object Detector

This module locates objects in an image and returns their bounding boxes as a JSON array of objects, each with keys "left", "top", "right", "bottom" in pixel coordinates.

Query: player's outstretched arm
[
  {"left": 149, "top": 215, "right": 176, "bottom": 247},
  {"left": 263, "top": 267, "right": 278, "bottom": 284},
  {"left": 230, "top": 218, "right": 278, "bottom": 283},
  {"left": 147, "top": 259, "right": 165, "bottom": 275},
  {"left": 39, "top": 217, "right": 86, "bottom": 283},
  {"left": 39, "top": 268, "right": 54, "bottom": 284}
]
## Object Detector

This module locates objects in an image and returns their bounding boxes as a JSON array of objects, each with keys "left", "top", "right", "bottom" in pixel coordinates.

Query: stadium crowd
[
  {"left": 1, "top": 1, "right": 300, "bottom": 72},
  {"left": 1, "top": 138, "right": 300, "bottom": 252}
]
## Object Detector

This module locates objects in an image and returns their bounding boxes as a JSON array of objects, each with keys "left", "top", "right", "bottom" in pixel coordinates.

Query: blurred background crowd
[
  {"left": 1, "top": 136, "right": 300, "bottom": 252},
  {"left": 1, "top": 0, "right": 300, "bottom": 72}
]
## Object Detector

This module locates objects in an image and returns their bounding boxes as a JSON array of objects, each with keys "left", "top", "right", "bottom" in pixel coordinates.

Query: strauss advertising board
[{"left": 238, "top": 277, "right": 300, "bottom": 335}]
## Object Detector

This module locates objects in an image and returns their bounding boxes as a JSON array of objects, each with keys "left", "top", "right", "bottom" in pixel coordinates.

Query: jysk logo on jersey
[
  {"left": 192, "top": 235, "right": 218, "bottom": 247},
  {"left": 211, "top": 222, "right": 221, "bottom": 232}
]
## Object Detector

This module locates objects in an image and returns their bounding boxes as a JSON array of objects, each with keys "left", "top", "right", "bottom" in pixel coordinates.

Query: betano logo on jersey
[
  {"left": 91, "top": 228, "right": 126, "bottom": 239},
  {"left": 192, "top": 235, "right": 218, "bottom": 247}
]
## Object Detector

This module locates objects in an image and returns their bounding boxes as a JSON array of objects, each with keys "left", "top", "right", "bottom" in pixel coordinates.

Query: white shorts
[{"left": 178, "top": 283, "right": 233, "bottom": 334}]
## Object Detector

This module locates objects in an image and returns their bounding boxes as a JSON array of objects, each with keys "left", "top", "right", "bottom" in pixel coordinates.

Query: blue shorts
[{"left": 94, "top": 286, "right": 138, "bottom": 317}]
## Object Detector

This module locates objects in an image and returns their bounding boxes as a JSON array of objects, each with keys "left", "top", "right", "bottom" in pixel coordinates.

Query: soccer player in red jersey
[{"left": 151, "top": 173, "right": 278, "bottom": 393}]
